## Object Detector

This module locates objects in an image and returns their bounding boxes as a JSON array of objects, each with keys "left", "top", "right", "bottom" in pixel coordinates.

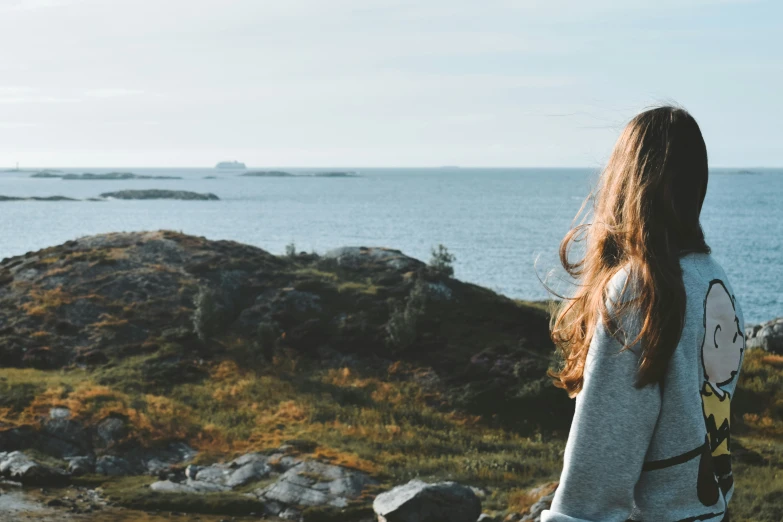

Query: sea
[{"left": 1, "top": 167, "right": 780, "bottom": 324}]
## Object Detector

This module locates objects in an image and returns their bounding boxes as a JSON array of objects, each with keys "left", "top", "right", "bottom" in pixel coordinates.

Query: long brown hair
[{"left": 549, "top": 106, "right": 710, "bottom": 397}]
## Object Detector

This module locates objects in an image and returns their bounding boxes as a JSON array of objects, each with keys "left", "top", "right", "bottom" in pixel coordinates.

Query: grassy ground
[{"left": 1, "top": 346, "right": 780, "bottom": 520}]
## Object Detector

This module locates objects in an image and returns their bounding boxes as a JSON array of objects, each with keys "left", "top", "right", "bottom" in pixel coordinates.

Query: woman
[{"left": 542, "top": 106, "right": 744, "bottom": 522}]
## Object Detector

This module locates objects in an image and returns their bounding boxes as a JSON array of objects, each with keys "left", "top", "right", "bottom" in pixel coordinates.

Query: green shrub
[
  {"left": 286, "top": 241, "right": 297, "bottom": 258},
  {"left": 429, "top": 244, "right": 456, "bottom": 277}
]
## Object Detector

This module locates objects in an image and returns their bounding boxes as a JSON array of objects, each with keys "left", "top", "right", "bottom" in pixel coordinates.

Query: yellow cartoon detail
[
  {"left": 701, "top": 381, "right": 730, "bottom": 457},
  {"left": 697, "top": 279, "right": 744, "bottom": 503}
]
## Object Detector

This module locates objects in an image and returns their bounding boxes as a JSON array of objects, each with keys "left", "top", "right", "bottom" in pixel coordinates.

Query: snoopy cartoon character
[{"left": 698, "top": 279, "right": 744, "bottom": 504}]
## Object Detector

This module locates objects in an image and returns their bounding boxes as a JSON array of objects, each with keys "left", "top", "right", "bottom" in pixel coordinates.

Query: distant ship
[{"left": 215, "top": 161, "right": 247, "bottom": 169}]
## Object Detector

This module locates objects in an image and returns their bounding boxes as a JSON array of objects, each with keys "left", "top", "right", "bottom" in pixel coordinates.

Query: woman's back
[
  {"left": 632, "top": 253, "right": 744, "bottom": 520},
  {"left": 543, "top": 253, "right": 745, "bottom": 521}
]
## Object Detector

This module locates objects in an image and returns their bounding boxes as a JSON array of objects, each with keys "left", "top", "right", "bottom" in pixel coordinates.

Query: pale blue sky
[{"left": 0, "top": 0, "right": 780, "bottom": 167}]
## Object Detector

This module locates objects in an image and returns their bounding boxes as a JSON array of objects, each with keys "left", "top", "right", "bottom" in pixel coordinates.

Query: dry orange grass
[
  {"left": 761, "top": 354, "right": 783, "bottom": 367},
  {"left": 506, "top": 481, "right": 558, "bottom": 514},
  {"left": 13, "top": 384, "right": 199, "bottom": 446},
  {"left": 21, "top": 287, "right": 73, "bottom": 316},
  {"left": 91, "top": 313, "right": 130, "bottom": 329}
]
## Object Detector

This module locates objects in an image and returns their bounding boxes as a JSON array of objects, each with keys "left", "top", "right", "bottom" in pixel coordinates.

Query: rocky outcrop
[
  {"left": 66, "top": 456, "right": 94, "bottom": 476},
  {"left": 746, "top": 317, "right": 783, "bottom": 354},
  {"left": 0, "top": 451, "right": 69, "bottom": 486},
  {"left": 99, "top": 190, "right": 219, "bottom": 200},
  {"left": 256, "top": 460, "right": 376, "bottom": 511},
  {"left": 147, "top": 451, "right": 374, "bottom": 520},
  {"left": 0, "top": 231, "right": 566, "bottom": 430},
  {"left": 182, "top": 452, "right": 274, "bottom": 489},
  {"left": 324, "top": 246, "right": 424, "bottom": 272},
  {"left": 373, "top": 479, "right": 482, "bottom": 522}
]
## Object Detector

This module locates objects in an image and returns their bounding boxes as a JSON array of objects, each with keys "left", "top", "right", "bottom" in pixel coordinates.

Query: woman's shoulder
[
  {"left": 679, "top": 252, "right": 733, "bottom": 289},
  {"left": 606, "top": 263, "right": 639, "bottom": 305}
]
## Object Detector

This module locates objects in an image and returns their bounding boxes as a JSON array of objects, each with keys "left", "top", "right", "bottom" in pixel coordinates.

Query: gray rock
[
  {"left": 324, "top": 247, "right": 424, "bottom": 272},
  {"left": 226, "top": 460, "right": 272, "bottom": 488},
  {"left": 745, "top": 317, "right": 783, "bottom": 354},
  {"left": 231, "top": 452, "right": 268, "bottom": 467},
  {"left": 150, "top": 479, "right": 197, "bottom": 494},
  {"left": 95, "top": 455, "right": 133, "bottom": 476},
  {"left": 0, "top": 451, "right": 68, "bottom": 485},
  {"left": 266, "top": 453, "right": 301, "bottom": 471},
  {"left": 149, "top": 478, "right": 231, "bottom": 494},
  {"left": 145, "top": 458, "right": 172, "bottom": 476},
  {"left": 184, "top": 478, "right": 231, "bottom": 493},
  {"left": 49, "top": 407, "right": 71, "bottom": 420},
  {"left": 42, "top": 408, "right": 89, "bottom": 453},
  {"left": 66, "top": 456, "right": 95, "bottom": 476},
  {"left": 373, "top": 479, "right": 481, "bottom": 522},
  {"left": 257, "top": 460, "right": 375, "bottom": 509},
  {"left": 195, "top": 464, "right": 232, "bottom": 484},
  {"left": 94, "top": 416, "right": 128, "bottom": 449},
  {"left": 159, "top": 454, "right": 272, "bottom": 490}
]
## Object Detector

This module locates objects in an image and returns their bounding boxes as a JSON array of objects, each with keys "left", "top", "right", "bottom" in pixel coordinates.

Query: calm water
[{"left": 1, "top": 167, "right": 781, "bottom": 324}]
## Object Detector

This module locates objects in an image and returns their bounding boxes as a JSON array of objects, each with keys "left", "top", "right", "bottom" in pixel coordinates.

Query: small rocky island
[
  {"left": 215, "top": 160, "right": 247, "bottom": 169},
  {"left": 0, "top": 195, "right": 78, "bottom": 202},
  {"left": 313, "top": 171, "right": 358, "bottom": 177},
  {"left": 241, "top": 170, "right": 295, "bottom": 177},
  {"left": 99, "top": 190, "right": 219, "bottom": 200},
  {"left": 0, "top": 190, "right": 220, "bottom": 202},
  {"left": 31, "top": 172, "right": 182, "bottom": 180},
  {"left": 241, "top": 171, "right": 359, "bottom": 178},
  {"left": 26, "top": 169, "right": 63, "bottom": 178}
]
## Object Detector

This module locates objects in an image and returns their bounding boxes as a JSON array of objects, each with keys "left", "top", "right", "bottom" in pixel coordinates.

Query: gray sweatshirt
[{"left": 542, "top": 252, "right": 745, "bottom": 522}]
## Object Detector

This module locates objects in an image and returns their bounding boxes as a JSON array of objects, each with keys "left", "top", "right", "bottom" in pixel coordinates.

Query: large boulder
[
  {"left": 95, "top": 455, "right": 134, "bottom": 476},
  {"left": 0, "top": 451, "right": 69, "bottom": 486},
  {"left": 66, "top": 456, "right": 95, "bottom": 476},
  {"left": 179, "top": 454, "right": 273, "bottom": 489},
  {"left": 324, "top": 246, "right": 424, "bottom": 272},
  {"left": 257, "top": 460, "right": 376, "bottom": 512},
  {"left": 93, "top": 416, "right": 129, "bottom": 449},
  {"left": 40, "top": 407, "right": 90, "bottom": 457},
  {"left": 373, "top": 479, "right": 481, "bottom": 522},
  {"left": 746, "top": 317, "right": 783, "bottom": 354}
]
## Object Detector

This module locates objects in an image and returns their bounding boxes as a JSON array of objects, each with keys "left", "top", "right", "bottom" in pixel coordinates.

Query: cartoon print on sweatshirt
[{"left": 696, "top": 279, "right": 744, "bottom": 506}]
